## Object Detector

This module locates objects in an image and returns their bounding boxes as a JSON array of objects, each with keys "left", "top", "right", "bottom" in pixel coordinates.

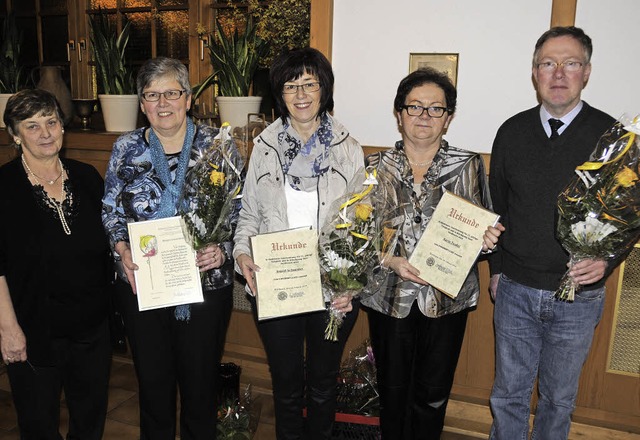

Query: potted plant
[
  {"left": 89, "top": 10, "right": 139, "bottom": 132},
  {"left": 195, "top": 15, "right": 269, "bottom": 129},
  {"left": 0, "top": 12, "right": 28, "bottom": 128}
]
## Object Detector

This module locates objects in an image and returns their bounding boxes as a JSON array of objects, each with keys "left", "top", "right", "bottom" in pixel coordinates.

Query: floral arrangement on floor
[
  {"left": 556, "top": 114, "right": 640, "bottom": 301},
  {"left": 217, "top": 384, "right": 259, "bottom": 440},
  {"left": 336, "top": 340, "right": 379, "bottom": 416},
  {"left": 180, "top": 124, "right": 244, "bottom": 251},
  {"left": 319, "top": 168, "right": 401, "bottom": 341}
]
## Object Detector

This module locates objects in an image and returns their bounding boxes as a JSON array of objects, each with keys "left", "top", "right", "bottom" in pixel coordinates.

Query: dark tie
[{"left": 548, "top": 118, "right": 564, "bottom": 139}]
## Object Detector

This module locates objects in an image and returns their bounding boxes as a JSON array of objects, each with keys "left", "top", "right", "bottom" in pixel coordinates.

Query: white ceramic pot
[
  {"left": 0, "top": 93, "right": 13, "bottom": 129},
  {"left": 216, "top": 96, "right": 262, "bottom": 130},
  {"left": 99, "top": 94, "right": 139, "bottom": 132}
]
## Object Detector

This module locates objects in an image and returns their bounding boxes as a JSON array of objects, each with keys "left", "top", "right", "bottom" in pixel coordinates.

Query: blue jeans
[{"left": 489, "top": 274, "right": 604, "bottom": 440}]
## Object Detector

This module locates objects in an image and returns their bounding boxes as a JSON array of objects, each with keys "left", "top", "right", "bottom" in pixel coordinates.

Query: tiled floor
[{"left": 0, "top": 356, "right": 638, "bottom": 439}]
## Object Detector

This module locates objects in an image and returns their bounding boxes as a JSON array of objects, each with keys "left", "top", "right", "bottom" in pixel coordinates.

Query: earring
[
  {"left": 14, "top": 139, "right": 20, "bottom": 145},
  {"left": 61, "top": 128, "right": 65, "bottom": 133}
]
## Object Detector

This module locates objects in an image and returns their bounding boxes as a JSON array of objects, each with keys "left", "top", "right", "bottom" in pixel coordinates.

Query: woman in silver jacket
[
  {"left": 233, "top": 48, "right": 363, "bottom": 440},
  {"left": 361, "top": 68, "right": 502, "bottom": 439}
]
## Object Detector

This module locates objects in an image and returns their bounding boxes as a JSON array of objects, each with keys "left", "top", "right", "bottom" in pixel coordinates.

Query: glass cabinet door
[{"left": 2, "top": 0, "right": 203, "bottom": 100}]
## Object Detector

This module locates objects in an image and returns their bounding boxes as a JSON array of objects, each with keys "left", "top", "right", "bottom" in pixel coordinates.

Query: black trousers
[
  {"left": 248, "top": 295, "right": 360, "bottom": 440},
  {"left": 116, "top": 279, "right": 233, "bottom": 440},
  {"left": 7, "top": 320, "right": 111, "bottom": 440},
  {"left": 367, "top": 303, "right": 469, "bottom": 440}
]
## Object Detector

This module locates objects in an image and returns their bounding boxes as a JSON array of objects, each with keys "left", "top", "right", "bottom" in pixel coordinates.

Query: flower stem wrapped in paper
[
  {"left": 180, "top": 123, "right": 244, "bottom": 251},
  {"left": 319, "top": 167, "right": 401, "bottom": 341},
  {"left": 556, "top": 114, "right": 640, "bottom": 301}
]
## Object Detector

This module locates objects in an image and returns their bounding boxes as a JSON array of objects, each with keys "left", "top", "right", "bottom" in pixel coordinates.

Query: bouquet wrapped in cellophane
[
  {"left": 336, "top": 339, "right": 379, "bottom": 416},
  {"left": 217, "top": 384, "right": 261, "bottom": 439},
  {"left": 180, "top": 123, "right": 244, "bottom": 251},
  {"left": 556, "top": 114, "right": 640, "bottom": 301},
  {"left": 319, "top": 167, "right": 402, "bottom": 341}
]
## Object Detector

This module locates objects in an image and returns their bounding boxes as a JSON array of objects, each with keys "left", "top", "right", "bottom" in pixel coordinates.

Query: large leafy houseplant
[
  {"left": 89, "top": 10, "right": 135, "bottom": 95},
  {"left": 0, "top": 12, "right": 28, "bottom": 93},
  {"left": 198, "top": 15, "right": 269, "bottom": 98}
]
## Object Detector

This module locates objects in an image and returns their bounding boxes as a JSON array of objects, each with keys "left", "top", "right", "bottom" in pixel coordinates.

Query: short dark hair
[
  {"left": 533, "top": 26, "right": 592, "bottom": 65},
  {"left": 3, "top": 89, "right": 64, "bottom": 142},
  {"left": 136, "top": 57, "right": 192, "bottom": 100},
  {"left": 270, "top": 47, "right": 334, "bottom": 121},
  {"left": 393, "top": 68, "right": 457, "bottom": 115}
]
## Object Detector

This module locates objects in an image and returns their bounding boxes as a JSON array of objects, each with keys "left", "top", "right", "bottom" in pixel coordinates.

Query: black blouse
[{"left": 0, "top": 157, "right": 110, "bottom": 364}]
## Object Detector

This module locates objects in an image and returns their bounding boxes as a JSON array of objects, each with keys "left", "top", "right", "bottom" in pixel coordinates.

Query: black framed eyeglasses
[
  {"left": 282, "top": 82, "right": 321, "bottom": 94},
  {"left": 401, "top": 105, "right": 449, "bottom": 118},
  {"left": 142, "top": 89, "right": 187, "bottom": 102}
]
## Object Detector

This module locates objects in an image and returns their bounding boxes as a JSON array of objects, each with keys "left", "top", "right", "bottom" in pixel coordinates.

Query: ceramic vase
[{"left": 37, "top": 66, "right": 74, "bottom": 126}]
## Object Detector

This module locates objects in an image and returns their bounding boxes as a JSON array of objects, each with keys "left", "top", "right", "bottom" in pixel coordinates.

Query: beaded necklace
[{"left": 22, "top": 155, "right": 72, "bottom": 235}]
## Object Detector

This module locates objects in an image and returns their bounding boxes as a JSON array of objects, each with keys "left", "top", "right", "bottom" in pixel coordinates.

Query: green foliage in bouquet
[
  {"left": 89, "top": 9, "right": 135, "bottom": 95},
  {"left": 319, "top": 168, "right": 401, "bottom": 341},
  {"left": 556, "top": 117, "right": 640, "bottom": 300},
  {"left": 217, "top": 384, "right": 259, "bottom": 440},
  {"left": 217, "top": 397, "right": 251, "bottom": 440},
  {"left": 323, "top": 202, "right": 376, "bottom": 293},
  {"left": 181, "top": 126, "right": 243, "bottom": 250}
]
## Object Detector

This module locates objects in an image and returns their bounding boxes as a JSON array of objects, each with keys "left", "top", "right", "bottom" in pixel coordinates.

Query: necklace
[
  {"left": 21, "top": 155, "right": 64, "bottom": 185},
  {"left": 22, "top": 155, "right": 72, "bottom": 235},
  {"left": 408, "top": 159, "right": 433, "bottom": 167}
]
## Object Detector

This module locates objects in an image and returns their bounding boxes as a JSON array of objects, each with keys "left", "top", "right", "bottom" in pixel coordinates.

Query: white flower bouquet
[{"left": 556, "top": 115, "right": 640, "bottom": 300}]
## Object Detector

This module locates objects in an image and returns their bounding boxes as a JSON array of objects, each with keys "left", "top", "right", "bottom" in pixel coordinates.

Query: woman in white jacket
[{"left": 233, "top": 47, "right": 364, "bottom": 440}]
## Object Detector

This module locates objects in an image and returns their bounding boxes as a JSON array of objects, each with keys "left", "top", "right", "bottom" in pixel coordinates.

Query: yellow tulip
[
  {"left": 210, "top": 170, "right": 226, "bottom": 186},
  {"left": 615, "top": 166, "right": 639, "bottom": 188},
  {"left": 355, "top": 203, "right": 373, "bottom": 221}
]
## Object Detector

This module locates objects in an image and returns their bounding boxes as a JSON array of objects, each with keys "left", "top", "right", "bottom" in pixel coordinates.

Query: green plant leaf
[
  {"left": 207, "top": 15, "right": 269, "bottom": 97},
  {"left": 89, "top": 9, "right": 135, "bottom": 95}
]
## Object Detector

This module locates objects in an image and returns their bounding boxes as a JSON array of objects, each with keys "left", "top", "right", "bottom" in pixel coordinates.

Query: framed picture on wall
[{"left": 409, "top": 53, "right": 459, "bottom": 87}]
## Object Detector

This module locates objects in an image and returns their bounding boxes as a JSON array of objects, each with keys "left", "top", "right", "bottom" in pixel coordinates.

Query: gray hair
[
  {"left": 532, "top": 26, "right": 593, "bottom": 66},
  {"left": 136, "top": 57, "right": 192, "bottom": 100}
]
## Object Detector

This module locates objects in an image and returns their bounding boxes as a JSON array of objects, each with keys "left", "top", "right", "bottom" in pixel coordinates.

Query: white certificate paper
[
  {"left": 409, "top": 192, "right": 499, "bottom": 298},
  {"left": 251, "top": 226, "right": 325, "bottom": 320},
  {"left": 127, "top": 216, "right": 204, "bottom": 311}
]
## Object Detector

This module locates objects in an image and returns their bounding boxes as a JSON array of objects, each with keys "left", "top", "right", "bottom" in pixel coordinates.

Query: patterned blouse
[
  {"left": 361, "top": 140, "right": 492, "bottom": 318},
  {"left": 101, "top": 122, "right": 241, "bottom": 291}
]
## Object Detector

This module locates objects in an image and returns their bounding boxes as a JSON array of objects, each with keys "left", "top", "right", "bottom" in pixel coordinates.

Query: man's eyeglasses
[
  {"left": 401, "top": 105, "right": 449, "bottom": 118},
  {"left": 142, "top": 89, "right": 187, "bottom": 102},
  {"left": 536, "top": 60, "right": 584, "bottom": 73},
  {"left": 282, "top": 82, "right": 321, "bottom": 94}
]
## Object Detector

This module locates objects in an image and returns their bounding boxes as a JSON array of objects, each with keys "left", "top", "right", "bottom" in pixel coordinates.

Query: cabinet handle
[
  {"left": 67, "top": 40, "right": 75, "bottom": 62},
  {"left": 78, "top": 39, "right": 86, "bottom": 62},
  {"left": 200, "top": 37, "right": 205, "bottom": 61}
]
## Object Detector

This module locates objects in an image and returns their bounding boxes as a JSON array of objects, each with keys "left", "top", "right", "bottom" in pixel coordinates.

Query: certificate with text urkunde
[
  {"left": 251, "top": 226, "right": 324, "bottom": 320},
  {"left": 409, "top": 192, "right": 499, "bottom": 298}
]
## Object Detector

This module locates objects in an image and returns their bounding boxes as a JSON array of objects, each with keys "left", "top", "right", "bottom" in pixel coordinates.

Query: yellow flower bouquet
[
  {"left": 556, "top": 115, "right": 640, "bottom": 300},
  {"left": 319, "top": 167, "right": 400, "bottom": 340},
  {"left": 180, "top": 125, "right": 244, "bottom": 251}
]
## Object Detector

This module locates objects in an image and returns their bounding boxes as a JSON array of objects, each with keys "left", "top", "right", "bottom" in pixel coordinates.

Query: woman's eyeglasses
[
  {"left": 282, "top": 82, "right": 321, "bottom": 94},
  {"left": 142, "top": 89, "right": 187, "bottom": 102},
  {"left": 401, "top": 105, "right": 449, "bottom": 118}
]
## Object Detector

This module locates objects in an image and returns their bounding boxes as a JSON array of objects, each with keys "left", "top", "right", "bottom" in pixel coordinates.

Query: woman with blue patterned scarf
[{"left": 102, "top": 57, "right": 241, "bottom": 440}]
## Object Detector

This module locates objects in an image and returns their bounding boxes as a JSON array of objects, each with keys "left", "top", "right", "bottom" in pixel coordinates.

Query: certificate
[
  {"left": 251, "top": 226, "right": 325, "bottom": 320},
  {"left": 127, "top": 216, "right": 204, "bottom": 311},
  {"left": 409, "top": 192, "right": 499, "bottom": 298}
]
